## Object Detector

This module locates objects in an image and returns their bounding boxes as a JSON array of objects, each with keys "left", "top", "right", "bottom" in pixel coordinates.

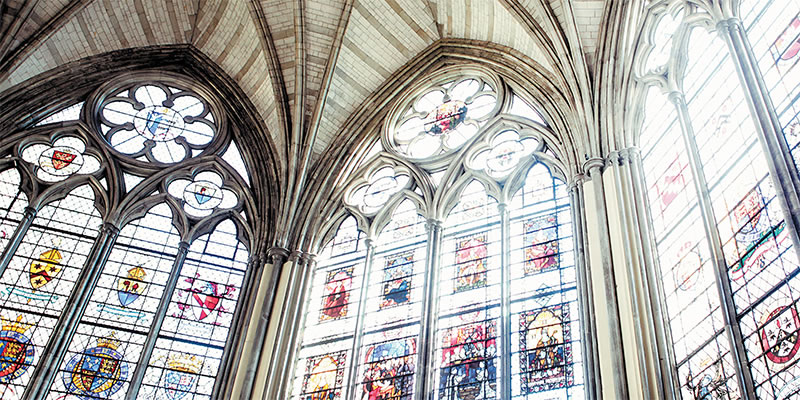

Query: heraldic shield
[
  {"left": 162, "top": 353, "right": 202, "bottom": 400},
  {"left": 117, "top": 266, "right": 147, "bottom": 307},
  {"left": 51, "top": 149, "right": 77, "bottom": 170},
  {"left": 63, "top": 333, "right": 128, "bottom": 399},
  {"left": 0, "top": 316, "right": 35, "bottom": 383},
  {"left": 30, "top": 248, "right": 62, "bottom": 290}
]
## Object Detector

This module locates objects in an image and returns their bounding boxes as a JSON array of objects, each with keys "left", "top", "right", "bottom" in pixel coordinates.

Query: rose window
[
  {"left": 390, "top": 76, "right": 500, "bottom": 160},
  {"left": 467, "top": 130, "right": 538, "bottom": 179},
  {"left": 98, "top": 82, "right": 217, "bottom": 164}
]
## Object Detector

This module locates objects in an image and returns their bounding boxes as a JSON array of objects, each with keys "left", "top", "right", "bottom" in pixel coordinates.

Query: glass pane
[
  {"left": 47, "top": 204, "right": 180, "bottom": 399},
  {"left": 509, "top": 165, "right": 584, "bottom": 399},
  {"left": 137, "top": 220, "right": 248, "bottom": 399},
  {"left": 0, "top": 185, "right": 101, "bottom": 399},
  {"left": 290, "top": 217, "right": 366, "bottom": 400},
  {"left": 0, "top": 169, "right": 29, "bottom": 254},
  {"left": 436, "top": 181, "right": 501, "bottom": 399},
  {"left": 640, "top": 82, "right": 733, "bottom": 394},
  {"left": 743, "top": 1, "right": 800, "bottom": 396}
]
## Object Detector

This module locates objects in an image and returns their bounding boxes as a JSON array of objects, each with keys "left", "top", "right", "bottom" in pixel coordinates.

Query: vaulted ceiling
[
  {"left": 0, "top": 0, "right": 609, "bottom": 161},
  {"left": 0, "top": 0, "right": 629, "bottom": 248}
]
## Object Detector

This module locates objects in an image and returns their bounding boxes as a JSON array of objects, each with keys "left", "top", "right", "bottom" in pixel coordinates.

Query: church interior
[{"left": 0, "top": 0, "right": 799, "bottom": 399}]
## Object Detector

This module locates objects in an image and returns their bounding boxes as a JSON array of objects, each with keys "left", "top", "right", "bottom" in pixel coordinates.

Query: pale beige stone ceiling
[{"left": 0, "top": 0, "right": 608, "bottom": 163}]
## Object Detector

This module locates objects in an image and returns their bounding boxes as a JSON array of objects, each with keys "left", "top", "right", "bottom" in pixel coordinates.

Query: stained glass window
[
  {"left": 138, "top": 220, "right": 248, "bottom": 399},
  {"left": 99, "top": 82, "right": 218, "bottom": 164},
  {"left": 290, "top": 66, "right": 584, "bottom": 399},
  {"left": 0, "top": 71, "right": 257, "bottom": 399},
  {"left": 436, "top": 181, "right": 501, "bottom": 399},
  {"left": 0, "top": 185, "right": 102, "bottom": 399},
  {"left": 21, "top": 136, "right": 101, "bottom": 182},
  {"left": 47, "top": 203, "right": 180, "bottom": 399},
  {"left": 640, "top": 5, "right": 800, "bottom": 397},
  {"left": 291, "top": 217, "right": 366, "bottom": 400},
  {"left": 390, "top": 75, "right": 500, "bottom": 160},
  {"left": 358, "top": 200, "right": 427, "bottom": 398},
  {"left": 510, "top": 164, "right": 582, "bottom": 399}
]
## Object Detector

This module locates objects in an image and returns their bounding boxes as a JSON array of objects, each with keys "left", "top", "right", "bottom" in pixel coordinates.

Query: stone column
[
  {"left": 568, "top": 176, "right": 601, "bottom": 399},
  {"left": 262, "top": 251, "right": 314, "bottom": 399},
  {"left": 235, "top": 248, "right": 288, "bottom": 399},
  {"left": 125, "top": 241, "right": 191, "bottom": 400},
  {"left": 581, "top": 158, "right": 628, "bottom": 399}
]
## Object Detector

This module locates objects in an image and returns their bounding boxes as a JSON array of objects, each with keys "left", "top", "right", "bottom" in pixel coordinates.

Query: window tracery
[
  {"left": 0, "top": 71, "right": 256, "bottom": 400},
  {"left": 292, "top": 68, "right": 585, "bottom": 400},
  {"left": 636, "top": 0, "right": 800, "bottom": 398}
]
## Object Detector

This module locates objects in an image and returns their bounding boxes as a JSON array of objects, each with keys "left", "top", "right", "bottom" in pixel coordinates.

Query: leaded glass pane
[
  {"left": 436, "top": 181, "right": 501, "bottom": 400},
  {"left": 685, "top": 26, "right": 800, "bottom": 398},
  {"left": 640, "top": 86, "right": 730, "bottom": 390},
  {"left": 47, "top": 203, "right": 180, "bottom": 399},
  {"left": 137, "top": 220, "right": 248, "bottom": 399},
  {"left": 290, "top": 217, "right": 366, "bottom": 400},
  {"left": 509, "top": 164, "right": 583, "bottom": 399},
  {"left": 0, "top": 169, "right": 28, "bottom": 255},
  {"left": 0, "top": 185, "right": 101, "bottom": 399}
]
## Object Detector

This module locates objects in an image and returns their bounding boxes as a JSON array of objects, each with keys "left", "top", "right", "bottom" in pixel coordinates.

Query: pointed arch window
[
  {"left": 291, "top": 68, "right": 586, "bottom": 400},
  {"left": 0, "top": 71, "right": 258, "bottom": 400},
  {"left": 637, "top": 3, "right": 800, "bottom": 398}
]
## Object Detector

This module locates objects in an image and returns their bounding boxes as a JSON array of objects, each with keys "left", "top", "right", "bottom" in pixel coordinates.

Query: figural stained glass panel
[
  {"left": 300, "top": 351, "right": 347, "bottom": 400},
  {"left": 291, "top": 217, "right": 366, "bottom": 400},
  {"left": 137, "top": 220, "right": 248, "bottom": 399},
  {"left": 365, "top": 200, "right": 426, "bottom": 329},
  {"left": 380, "top": 251, "right": 414, "bottom": 310},
  {"left": 437, "top": 181, "right": 501, "bottom": 400},
  {"left": 0, "top": 185, "right": 102, "bottom": 400},
  {"left": 359, "top": 328, "right": 417, "bottom": 400},
  {"left": 47, "top": 203, "right": 181, "bottom": 399},
  {"left": 509, "top": 164, "right": 583, "bottom": 399}
]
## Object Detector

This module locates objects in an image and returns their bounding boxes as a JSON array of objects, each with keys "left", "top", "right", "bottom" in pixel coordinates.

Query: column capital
[
  {"left": 605, "top": 150, "right": 622, "bottom": 167},
  {"left": 666, "top": 89, "right": 684, "bottom": 104},
  {"left": 715, "top": 17, "right": 742, "bottom": 34},
  {"left": 568, "top": 174, "right": 586, "bottom": 191},
  {"left": 267, "top": 246, "right": 291, "bottom": 263},
  {"left": 619, "top": 147, "right": 641, "bottom": 164},
  {"left": 176, "top": 241, "right": 190, "bottom": 255},
  {"left": 425, "top": 218, "right": 442, "bottom": 231},
  {"left": 100, "top": 222, "right": 120, "bottom": 237},
  {"left": 583, "top": 157, "right": 605, "bottom": 176},
  {"left": 497, "top": 203, "right": 509, "bottom": 215}
]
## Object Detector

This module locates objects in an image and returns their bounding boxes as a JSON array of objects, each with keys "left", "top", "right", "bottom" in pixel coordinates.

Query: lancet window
[
  {"left": 637, "top": 0, "right": 800, "bottom": 398},
  {"left": 0, "top": 71, "right": 256, "bottom": 400},
  {"left": 290, "top": 68, "right": 586, "bottom": 400}
]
